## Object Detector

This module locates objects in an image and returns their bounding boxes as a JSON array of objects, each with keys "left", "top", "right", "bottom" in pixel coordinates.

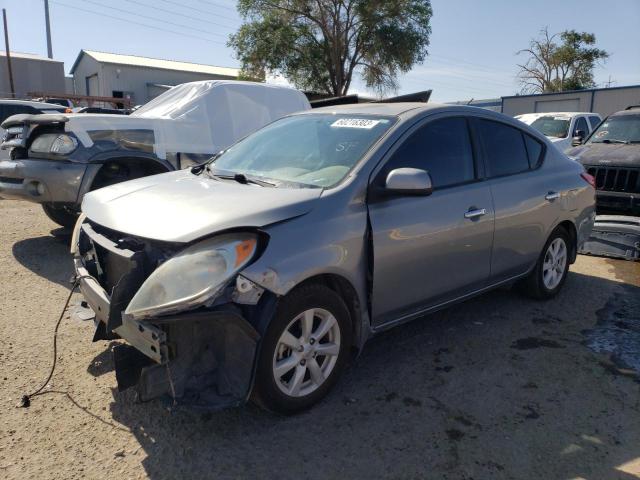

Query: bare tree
[{"left": 517, "top": 27, "right": 609, "bottom": 93}]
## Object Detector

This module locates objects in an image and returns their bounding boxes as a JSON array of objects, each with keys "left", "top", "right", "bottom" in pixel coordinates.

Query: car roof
[
  {"left": 0, "top": 98, "right": 65, "bottom": 109},
  {"left": 610, "top": 109, "right": 640, "bottom": 117},
  {"left": 310, "top": 102, "right": 446, "bottom": 116}
]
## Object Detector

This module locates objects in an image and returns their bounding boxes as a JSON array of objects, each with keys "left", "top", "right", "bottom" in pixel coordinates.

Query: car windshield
[
  {"left": 528, "top": 116, "right": 570, "bottom": 138},
  {"left": 588, "top": 114, "right": 640, "bottom": 144},
  {"left": 209, "top": 114, "right": 395, "bottom": 188}
]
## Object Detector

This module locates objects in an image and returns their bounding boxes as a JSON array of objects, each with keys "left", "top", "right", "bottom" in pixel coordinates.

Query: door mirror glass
[
  {"left": 385, "top": 168, "right": 433, "bottom": 195},
  {"left": 572, "top": 130, "right": 585, "bottom": 146}
]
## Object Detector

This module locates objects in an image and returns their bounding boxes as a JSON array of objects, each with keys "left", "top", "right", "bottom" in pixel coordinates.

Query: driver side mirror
[
  {"left": 384, "top": 168, "right": 433, "bottom": 195},
  {"left": 572, "top": 130, "right": 586, "bottom": 147}
]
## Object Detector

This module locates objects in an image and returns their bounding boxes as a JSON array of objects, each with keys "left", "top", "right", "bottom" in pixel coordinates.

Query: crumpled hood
[
  {"left": 567, "top": 143, "right": 640, "bottom": 167},
  {"left": 81, "top": 170, "right": 323, "bottom": 243}
]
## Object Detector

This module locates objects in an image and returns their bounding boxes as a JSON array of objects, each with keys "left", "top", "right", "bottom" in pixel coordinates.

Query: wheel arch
[
  {"left": 77, "top": 153, "right": 174, "bottom": 201},
  {"left": 286, "top": 273, "right": 366, "bottom": 353},
  {"left": 556, "top": 219, "right": 578, "bottom": 264}
]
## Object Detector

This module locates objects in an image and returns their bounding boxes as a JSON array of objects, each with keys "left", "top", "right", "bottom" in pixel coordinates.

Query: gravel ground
[{"left": 1, "top": 199, "right": 639, "bottom": 480}]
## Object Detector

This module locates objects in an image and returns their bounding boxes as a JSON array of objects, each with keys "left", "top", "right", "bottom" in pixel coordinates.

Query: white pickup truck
[
  {"left": 515, "top": 112, "right": 602, "bottom": 152},
  {"left": 0, "top": 81, "right": 310, "bottom": 227}
]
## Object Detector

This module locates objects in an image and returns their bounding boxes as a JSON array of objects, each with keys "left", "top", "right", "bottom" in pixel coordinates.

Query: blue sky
[{"left": 1, "top": 0, "right": 638, "bottom": 102}]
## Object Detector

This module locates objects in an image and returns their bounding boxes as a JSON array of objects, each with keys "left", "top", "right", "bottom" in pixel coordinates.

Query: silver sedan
[{"left": 72, "top": 103, "right": 596, "bottom": 413}]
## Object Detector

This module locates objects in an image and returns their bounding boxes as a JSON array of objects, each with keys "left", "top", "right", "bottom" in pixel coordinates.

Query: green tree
[
  {"left": 229, "top": 0, "right": 433, "bottom": 96},
  {"left": 517, "top": 27, "right": 609, "bottom": 93}
]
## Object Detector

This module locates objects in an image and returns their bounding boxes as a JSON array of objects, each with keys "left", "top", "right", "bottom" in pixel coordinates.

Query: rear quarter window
[{"left": 523, "top": 134, "right": 544, "bottom": 169}]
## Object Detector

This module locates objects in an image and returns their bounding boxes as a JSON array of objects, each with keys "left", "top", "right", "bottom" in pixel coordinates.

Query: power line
[
  {"left": 197, "top": 0, "right": 238, "bottom": 12},
  {"left": 158, "top": 0, "right": 239, "bottom": 22},
  {"left": 50, "top": 1, "right": 227, "bottom": 45},
  {"left": 124, "top": 0, "right": 238, "bottom": 30},
  {"left": 430, "top": 53, "right": 514, "bottom": 76},
  {"left": 404, "top": 66, "right": 516, "bottom": 89},
  {"left": 80, "top": 0, "right": 229, "bottom": 39}
]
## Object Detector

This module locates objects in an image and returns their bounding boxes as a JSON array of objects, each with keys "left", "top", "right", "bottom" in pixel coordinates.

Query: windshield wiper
[
  {"left": 209, "top": 172, "right": 276, "bottom": 187},
  {"left": 597, "top": 139, "right": 630, "bottom": 144}
]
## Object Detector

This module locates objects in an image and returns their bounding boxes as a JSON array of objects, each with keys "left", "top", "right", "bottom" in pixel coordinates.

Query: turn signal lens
[
  {"left": 580, "top": 172, "right": 596, "bottom": 188},
  {"left": 235, "top": 238, "right": 257, "bottom": 267}
]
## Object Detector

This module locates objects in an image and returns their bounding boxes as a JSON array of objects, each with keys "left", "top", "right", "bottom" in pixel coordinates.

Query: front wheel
[
  {"left": 519, "top": 226, "right": 571, "bottom": 299},
  {"left": 252, "top": 284, "right": 352, "bottom": 414},
  {"left": 41, "top": 203, "right": 79, "bottom": 229}
]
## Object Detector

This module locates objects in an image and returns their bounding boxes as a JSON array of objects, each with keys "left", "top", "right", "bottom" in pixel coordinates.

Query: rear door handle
[
  {"left": 464, "top": 208, "right": 487, "bottom": 219},
  {"left": 545, "top": 191, "right": 561, "bottom": 201}
]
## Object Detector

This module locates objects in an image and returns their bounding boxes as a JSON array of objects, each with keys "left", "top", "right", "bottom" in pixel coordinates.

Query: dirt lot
[{"left": 1, "top": 200, "right": 639, "bottom": 480}]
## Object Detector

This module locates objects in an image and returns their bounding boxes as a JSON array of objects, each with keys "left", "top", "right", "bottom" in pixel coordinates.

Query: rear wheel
[
  {"left": 252, "top": 284, "right": 352, "bottom": 414},
  {"left": 41, "top": 203, "right": 79, "bottom": 229},
  {"left": 520, "top": 226, "right": 571, "bottom": 299}
]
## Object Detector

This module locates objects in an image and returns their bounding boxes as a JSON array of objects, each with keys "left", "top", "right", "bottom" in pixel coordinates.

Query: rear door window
[{"left": 477, "top": 119, "right": 530, "bottom": 178}]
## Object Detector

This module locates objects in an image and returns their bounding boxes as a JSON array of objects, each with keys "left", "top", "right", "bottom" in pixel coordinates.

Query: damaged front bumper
[{"left": 73, "top": 222, "right": 263, "bottom": 409}]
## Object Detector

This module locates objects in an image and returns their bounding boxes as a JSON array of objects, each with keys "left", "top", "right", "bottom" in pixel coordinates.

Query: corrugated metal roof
[
  {"left": 0, "top": 51, "right": 62, "bottom": 63},
  {"left": 70, "top": 50, "right": 239, "bottom": 77}
]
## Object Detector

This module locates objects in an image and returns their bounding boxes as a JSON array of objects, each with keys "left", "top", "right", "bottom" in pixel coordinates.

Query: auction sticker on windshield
[{"left": 331, "top": 118, "right": 381, "bottom": 129}]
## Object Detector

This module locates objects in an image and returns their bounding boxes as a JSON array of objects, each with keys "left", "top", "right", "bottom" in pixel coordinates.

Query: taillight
[{"left": 581, "top": 172, "right": 596, "bottom": 188}]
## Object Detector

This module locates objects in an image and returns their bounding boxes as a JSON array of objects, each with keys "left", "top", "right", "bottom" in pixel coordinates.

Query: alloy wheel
[
  {"left": 542, "top": 237, "right": 567, "bottom": 290},
  {"left": 272, "top": 308, "right": 341, "bottom": 397}
]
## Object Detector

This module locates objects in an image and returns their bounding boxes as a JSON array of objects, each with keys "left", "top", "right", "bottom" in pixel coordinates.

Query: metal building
[
  {"left": 0, "top": 51, "right": 66, "bottom": 98},
  {"left": 69, "top": 50, "right": 240, "bottom": 105},
  {"left": 501, "top": 84, "right": 640, "bottom": 118}
]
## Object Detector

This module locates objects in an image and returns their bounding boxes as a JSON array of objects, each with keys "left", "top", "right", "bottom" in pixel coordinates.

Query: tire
[
  {"left": 519, "top": 226, "right": 572, "bottom": 300},
  {"left": 252, "top": 283, "right": 352, "bottom": 414},
  {"left": 41, "top": 203, "right": 79, "bottom": 229}
]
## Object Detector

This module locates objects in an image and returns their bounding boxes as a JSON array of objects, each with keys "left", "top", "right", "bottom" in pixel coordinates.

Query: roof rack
[{"left": 625, "top": 105, "right": 640, "bottom": 110}]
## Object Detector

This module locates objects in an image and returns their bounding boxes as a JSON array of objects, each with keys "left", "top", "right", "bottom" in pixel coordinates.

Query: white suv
[{"left": 515, "top": 112, "right": 602, "bottom": 152}]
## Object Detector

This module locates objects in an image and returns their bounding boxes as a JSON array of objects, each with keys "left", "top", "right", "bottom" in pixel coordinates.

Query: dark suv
[
  {"left": 0, "top": 99, "right": 67, "bottom": 160},
  {"left": 567, "top": 107, "right": 640, "bottom": 215}
]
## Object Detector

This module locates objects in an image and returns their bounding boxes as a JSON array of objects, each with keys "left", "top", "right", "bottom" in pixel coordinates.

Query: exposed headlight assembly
[
  {"left": 30, "top": 134, "right": 78, "bottom": 155},
  {"left": 125, "top": 233, "right": 258, "bottom": 319}
]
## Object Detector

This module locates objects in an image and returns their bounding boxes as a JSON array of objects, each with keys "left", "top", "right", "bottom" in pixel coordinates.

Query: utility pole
[
  {"left": 44, "top": 0, "right": 52, "bottom": 59},
  {"left": 2, "top": 9, "right": 15, "bottom": 98},
  {"left": 604, "top": 75, "right": 616, "bottom": 89}
]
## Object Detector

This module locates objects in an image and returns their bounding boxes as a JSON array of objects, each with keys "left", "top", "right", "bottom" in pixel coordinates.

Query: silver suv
[{"left": 71, "top": 103, "right": 596, "bottom": 413}]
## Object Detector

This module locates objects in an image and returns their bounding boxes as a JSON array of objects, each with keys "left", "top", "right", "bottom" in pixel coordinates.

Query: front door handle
[
  {"left": 545, "top": 191, "right": 561, "bottom": 201},
  {"left": 464, "top": 208, "right": 487, "bottom": 219}
]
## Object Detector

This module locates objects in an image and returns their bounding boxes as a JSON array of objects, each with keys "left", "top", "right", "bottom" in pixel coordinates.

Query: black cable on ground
[{"left": 20, "top": 278, "right": 80, "bottom": 408}]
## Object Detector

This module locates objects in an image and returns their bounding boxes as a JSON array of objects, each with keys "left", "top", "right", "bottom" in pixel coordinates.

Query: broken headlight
[{"left": 124, "top": 233, "right": 258, "bottom": 319}]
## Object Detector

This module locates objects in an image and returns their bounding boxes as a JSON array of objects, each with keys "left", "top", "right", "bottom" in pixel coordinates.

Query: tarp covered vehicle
[{"left": 0, "top": 81, "right": 310, "bottom": 227}]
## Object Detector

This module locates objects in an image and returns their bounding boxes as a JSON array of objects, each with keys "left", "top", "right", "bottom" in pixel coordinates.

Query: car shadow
[
  {"left": 101, "top": 267, "right": 640, "bottom": 479},
  {"left": 11, "top": 228, "right": 74, "bottom": 289}
]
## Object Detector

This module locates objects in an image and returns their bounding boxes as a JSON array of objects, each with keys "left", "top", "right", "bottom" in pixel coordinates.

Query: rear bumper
[{"left": 0, "top": 158, "right": 86, "bottom": 204}]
